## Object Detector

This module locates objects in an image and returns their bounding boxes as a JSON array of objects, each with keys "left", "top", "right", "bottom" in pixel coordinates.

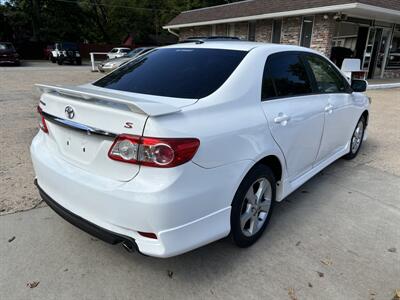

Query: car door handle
[
  {"left": 274, "top": 114, "right": 290, "bottom": 124},
  {"left": 324, "top": 104, "right": 334, "bottom": 113}
]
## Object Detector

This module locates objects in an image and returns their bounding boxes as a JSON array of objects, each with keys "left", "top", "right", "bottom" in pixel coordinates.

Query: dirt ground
[
  {"left": 0, "top": 61, "right": 102, "bottom": 214},
  {"left": 0, "top": 61, "right": 399, "bottom": 215}
]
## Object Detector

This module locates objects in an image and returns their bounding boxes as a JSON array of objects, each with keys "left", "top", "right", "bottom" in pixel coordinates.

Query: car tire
[
  {"left": 230, "top": 164, "right": 276, "bottom": 248},
  {"left": 57, "top": 59, "right": 63, "bottom": 65},
  {"left": 76, "top": 59, "right": 82, "bottom": 65},
  {"left": 343, "top": 115, "right": 366, "bottom": 160},
  {"left": 51, "top": 55, "right": 56, "bottom": 63}
]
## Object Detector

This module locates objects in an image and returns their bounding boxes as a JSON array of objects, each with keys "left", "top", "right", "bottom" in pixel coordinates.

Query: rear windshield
[
  {"left": 61, "top": 43, "right": 78, "bottom": 50},
  {"left": 93, "top": 48, "right": 247, "bottom": 99},
  {"left": 0, "top": 43, "right": 14, "bottom": 50},
  {"left": 127, "top": 48, "right": 146, "bottom": 57}
]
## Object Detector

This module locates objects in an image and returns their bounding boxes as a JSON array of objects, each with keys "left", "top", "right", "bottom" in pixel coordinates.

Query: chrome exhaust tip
[{"left": 122, "top": 240, "right": 136, "bottom": 253}]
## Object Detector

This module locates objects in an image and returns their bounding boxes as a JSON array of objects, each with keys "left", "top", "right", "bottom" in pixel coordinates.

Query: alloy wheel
[
  {"left": 240, "top": 178, "right": 272, "bottom": 237},
  {"left": 351, "top": 120, "right": 364, "bottom": 154}
]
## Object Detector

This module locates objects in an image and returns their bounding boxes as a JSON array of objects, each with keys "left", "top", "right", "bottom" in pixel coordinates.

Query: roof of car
[{"left": 162, "top": 40, "right": 313, "bottom": 52}]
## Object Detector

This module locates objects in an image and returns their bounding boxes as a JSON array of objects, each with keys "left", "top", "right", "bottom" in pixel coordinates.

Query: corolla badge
[{"left": 65, "top": 106, "right": 75, "bottom": 119}]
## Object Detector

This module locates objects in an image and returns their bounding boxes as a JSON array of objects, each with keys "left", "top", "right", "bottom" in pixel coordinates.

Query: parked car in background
[
  {"left": 50, "top": 42, "right": 81, "bottom": 65},
  {"left": 107, "top": 47, "right": 131, "bottom": 59},
  {"left": 43, "top": 44, "right": 55, "bottom": 60},
  {"left": 0, "top": 42, "right": 20, "bottom": 66},
  {"left": 32, "top": 41, "right": 369, "bottom": 258},
  {"left": 98, "top": 47, "right": 154, "bottom": 72}
]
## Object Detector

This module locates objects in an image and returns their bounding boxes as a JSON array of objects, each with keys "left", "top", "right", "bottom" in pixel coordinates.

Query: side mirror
[{"left": 351, "top": 79, "right": 367, "bottom": 92}]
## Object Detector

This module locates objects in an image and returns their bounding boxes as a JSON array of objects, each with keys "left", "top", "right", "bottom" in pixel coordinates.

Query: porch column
[{"left": 310, "top": 14, "right": 336, "bottom": 57}]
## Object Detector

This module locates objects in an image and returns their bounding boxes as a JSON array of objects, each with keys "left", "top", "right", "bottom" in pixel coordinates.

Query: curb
[{"left": 367, "top": 83, "right": 400, "bottom": 90}]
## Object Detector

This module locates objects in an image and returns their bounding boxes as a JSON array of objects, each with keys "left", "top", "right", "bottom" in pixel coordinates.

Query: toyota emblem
[{"left": 65, "top": 106, "right": 75, "bottom": 119}]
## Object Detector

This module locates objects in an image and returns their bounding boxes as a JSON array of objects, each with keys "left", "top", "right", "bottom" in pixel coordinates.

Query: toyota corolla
[{"left": 31, "top": 41, "right": 369, "bottom": 257}]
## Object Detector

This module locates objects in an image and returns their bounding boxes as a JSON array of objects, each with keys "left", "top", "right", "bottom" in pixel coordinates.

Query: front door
[
  {"left": 303, "top": 53, "right": 355, "bottom": 162},
  {"left": 260, "top": 52, "right": 325, "bottom": 180}
]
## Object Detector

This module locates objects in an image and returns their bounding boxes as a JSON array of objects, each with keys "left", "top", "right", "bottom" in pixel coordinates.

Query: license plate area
[{"left": 53, "top": 124, "right": 104, "bottom": 165}]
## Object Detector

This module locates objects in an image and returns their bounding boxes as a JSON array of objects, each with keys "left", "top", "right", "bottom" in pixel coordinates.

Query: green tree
[{"left": 0, "top": 0, "right": 243, "bottom": 44}]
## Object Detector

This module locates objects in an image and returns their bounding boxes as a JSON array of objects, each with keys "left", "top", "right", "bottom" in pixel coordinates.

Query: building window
[
  {"left": 272, "top": 19, "right": 282, "bottom": 43},
  {"left": 227, "top": 23, "right": 235, "bottom": 37},
  {"left": 300, "top": 16, "right": 314, "bottom": 47},
  {"left": 387, "top": 27, "right": 400, "bottom": 70},
  {"left": 248, "top": 21, "right": 256, "bottom": 41}
]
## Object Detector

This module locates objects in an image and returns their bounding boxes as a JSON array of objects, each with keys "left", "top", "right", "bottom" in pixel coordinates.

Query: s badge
[{"left": 124, "top": 122, "right": 134, "bottom": 129}]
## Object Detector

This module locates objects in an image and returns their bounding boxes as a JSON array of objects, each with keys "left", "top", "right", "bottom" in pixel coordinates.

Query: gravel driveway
[{"left": 0, "top": 61, "right": 101, "bottom": 214}]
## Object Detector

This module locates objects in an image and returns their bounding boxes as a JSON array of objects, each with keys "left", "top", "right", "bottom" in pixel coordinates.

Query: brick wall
[
  {"left": 255, "top": 19, "right": 273, "bottom": 43},
  {"left": 281, "top": 17, "right": 302, "bottom": 45},
  {"left": 180, "top": 26, "right": 211, "bottom": 40},
  {"left": 216, "top": 24, "right": 228, "bottom": 36},
  {"left": 234, "top": 22, "right": 249, "bottom": 40},
  {"left": 311, "top": 14, "right": 336, "bottom": 57},
  {"left": 178, "top": 14, "right": 336, "bottom": 57}
]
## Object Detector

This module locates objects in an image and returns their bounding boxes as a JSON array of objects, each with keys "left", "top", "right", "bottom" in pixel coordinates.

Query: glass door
[
  {"left": 364, "top": 27, "right": 393, "bottom": 79},
  {"left": 373, "top": 28, "right": 392, "bottom": 78},
  {"left": 362, "top": 27, "right": 376, "bottom": 72}
]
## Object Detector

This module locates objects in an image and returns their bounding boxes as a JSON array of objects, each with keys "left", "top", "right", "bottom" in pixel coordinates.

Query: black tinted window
[
  {"left": 305, "top": 54, "right": 347, "bottom": 93},
  {"left": 264, "top": 53, "right": 312, "bottom": 98},
  {"left": 94, "top": 48, "right": 247, "bottom": 99},
  {"left": 261, "top": 70, "right": 276, "bottom": 99}
]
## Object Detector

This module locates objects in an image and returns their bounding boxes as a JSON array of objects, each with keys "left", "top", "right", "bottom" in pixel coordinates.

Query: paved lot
[{"left": 0, "top": 61, "right": 399, "bottom": 299}]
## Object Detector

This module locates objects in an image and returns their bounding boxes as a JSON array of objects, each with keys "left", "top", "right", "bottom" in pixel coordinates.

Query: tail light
[
  {"left": 108, "top": 134, "right": 200, "bottom": 168},
  {"left": 37, "top": 106, "right": 48, "bottom": 133}
]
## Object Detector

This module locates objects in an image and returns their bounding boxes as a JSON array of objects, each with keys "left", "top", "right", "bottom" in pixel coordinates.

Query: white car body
[
  {"left": 107, "top": 47, "right": 131, "bottom": 59},
  {"left": 31, "top": 42, "right": 369, "bottom": 257}
]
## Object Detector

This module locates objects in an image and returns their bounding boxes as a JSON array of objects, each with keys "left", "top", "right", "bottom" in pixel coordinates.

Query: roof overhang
[{"left": 163, "top": 3, "right": 400, "bottom": 29}]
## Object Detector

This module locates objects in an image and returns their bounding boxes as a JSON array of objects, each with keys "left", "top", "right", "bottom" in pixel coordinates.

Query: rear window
[
  {"left": 0, "top": 43, "right": 14, "bottom": 50},
  {"left": 61, "top": 43, "right": 78, "bottom": 50},
  {"left": 94, "top": 48, "right": 247, "bottom": 99}
]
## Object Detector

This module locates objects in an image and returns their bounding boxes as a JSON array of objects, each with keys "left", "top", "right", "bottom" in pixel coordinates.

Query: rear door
[
  {"left": 303, "top": 53, "right": 354, "bottom": 162},
  {"left": 261, "top": 51, "right": 326, "bottom": 180}
]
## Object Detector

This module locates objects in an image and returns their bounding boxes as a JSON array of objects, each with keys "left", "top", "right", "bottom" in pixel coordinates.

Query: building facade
[{"left": 164, "top": 0, "right": 400, "bottom": 79}]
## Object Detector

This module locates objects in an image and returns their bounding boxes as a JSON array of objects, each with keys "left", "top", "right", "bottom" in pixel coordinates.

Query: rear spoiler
[{"left": 35, "top": 84, "right": 182, "bottom": 117}]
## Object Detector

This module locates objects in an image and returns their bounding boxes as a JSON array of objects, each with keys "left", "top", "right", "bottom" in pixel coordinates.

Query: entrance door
[
  {"left": 373, "top": 28, "right": 392, "bottom": 78},
  {"left": 366, "top": 27, "right": 393, "bottom": 79}
]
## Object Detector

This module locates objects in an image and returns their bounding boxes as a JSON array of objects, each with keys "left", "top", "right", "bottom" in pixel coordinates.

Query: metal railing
[{"left": 89, "top": 52, "right": 108, "bottom": 72}]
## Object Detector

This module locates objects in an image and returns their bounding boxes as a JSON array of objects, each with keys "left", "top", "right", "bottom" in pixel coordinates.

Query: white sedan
[
  {"left": 106, "top": 47, "right": 131, "bottom": 59},
  {"left": 31, "top": 41, "right": 369, "bottom": 257}
]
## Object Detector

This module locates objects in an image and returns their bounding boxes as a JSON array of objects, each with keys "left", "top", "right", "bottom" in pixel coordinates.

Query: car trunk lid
[{"left": 36, "top": 84, "right": 196, "bottom": 181}]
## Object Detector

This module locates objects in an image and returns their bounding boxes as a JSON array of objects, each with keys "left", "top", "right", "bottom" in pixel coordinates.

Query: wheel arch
[
  {"left": 255, "top": 155, "right": 283, "bottom": 183},
  {"left": 361, "top": 110, "right": 369, "bottom": 127}
]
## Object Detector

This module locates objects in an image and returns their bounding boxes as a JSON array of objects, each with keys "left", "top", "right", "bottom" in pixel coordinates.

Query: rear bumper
[
  {"left": 31, "top": 131, "right": 248, "bottom": 257},
  {"left": 35, "top": 179, "right": 137, "bottom": 248},
  {"left": 0, "top": 58, "right": 19, "bottom": 64}
]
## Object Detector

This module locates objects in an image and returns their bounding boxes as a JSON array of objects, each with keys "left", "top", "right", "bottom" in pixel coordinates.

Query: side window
[
  {"left": 261, "top": 70, "right": 276, "bottom": 99},
  {"left": 262, "top": 52, "right": 312, "bottom": 100},
  {"left": 305, "top": 54, "right": 348, "bottom": 93},
  {"left": 272, "top": 19, "right": 282, "bottom": 43}
]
